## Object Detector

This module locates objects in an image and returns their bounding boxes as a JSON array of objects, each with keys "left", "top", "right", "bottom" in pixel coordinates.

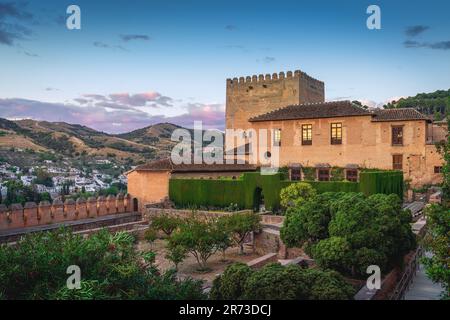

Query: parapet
[
  {"left": 0, "top": 194, "right": 133, "bottom": 231},
  {"left": 226, "top": 69, "right": 324, "bottom": 88}
]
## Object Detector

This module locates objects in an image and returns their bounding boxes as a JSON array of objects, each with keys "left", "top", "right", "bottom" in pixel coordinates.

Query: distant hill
[
  {"left": 383, "top": 89, "right": 450, "bottom": 120},
  {"left": 0, "top": 119, "right": 186, "bottom": 167}
]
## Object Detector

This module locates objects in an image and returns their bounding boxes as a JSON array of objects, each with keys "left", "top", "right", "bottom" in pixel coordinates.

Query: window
[
  {"left": 318, "top": 169, "right": 330, "bottom": 181},
  {"left": 290, "top": 167, "right": 301, "bottom": 181},
  {"left": 302, "top": 124, "right": 312, "bottom": 145},
  {"left": 331, "top": 123, "right": 342, "bottom": 145},
  {"left": 346, "top": 169, "right": 358, "bottom": 182},
  {"left": 434, "top": 166, "right": 443, "bottom": 173},
  {"left": 393, "top": 155, "right": 403, "bottom": 170},
  {"left": 273, "top": 129, "right": 281, "bottom": 146},
  {"left": 392, "top": 126, "right": 403, "bottom": 146}
]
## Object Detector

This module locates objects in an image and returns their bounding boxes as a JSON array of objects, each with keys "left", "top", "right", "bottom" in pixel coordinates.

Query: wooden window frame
[
  {"left": 392, "top": 126, "right": 404, "bottom": 146},
  {"left": 331, "top": 123, "right": 342, "bottom": 145},
  {"left": 290, "top": 167, "right": 301, "bottom": 181},
  {"left": 434, "top": 166, "right": 443, "bottom": 174},
  {"left": 318, "top": 168, "right": 330, "bottom": 181},
  {"left": 392, "top": 154, "right": 403, "bottom": 170},
  {"left": 302, "top": 124, "right": 313, "bottom": 145},
  {"left": 346, "top": 169, "right": 358, "bottom": 182}
]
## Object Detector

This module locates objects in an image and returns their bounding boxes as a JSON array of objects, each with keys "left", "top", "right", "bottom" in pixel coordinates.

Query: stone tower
[{"left": 225, "top": 70, "right": 325, "bottom": 131}]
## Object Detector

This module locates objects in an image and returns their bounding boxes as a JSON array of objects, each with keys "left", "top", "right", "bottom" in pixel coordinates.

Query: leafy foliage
[
  {"left": 280, "top": 182, "right": 317, "bottom": 208},
  {"left": 0, "top": 229, "right": 205, "bottom": 300},
  {"left": 281, "top": 192, "right": 416, "bottom": 277},
  {"left": 211, "top": 262, "right": 355, "bottom": 300},
  {"left": 422, "top": 204, "right": 450, "bottom": 299},
  {"left": 151, "top": 213, "right": 183, "bottom": 236},
  {"left": 219, "top": 212, "right": 261, "bottom": 254}
]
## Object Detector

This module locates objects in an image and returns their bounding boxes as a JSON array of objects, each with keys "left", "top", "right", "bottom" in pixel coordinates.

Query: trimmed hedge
[
  {"left": 359, "top": 170, "right": 403, "bottom": 199},
  {"left": 169, "top": 170, "right": 403, "bottom": 211}
]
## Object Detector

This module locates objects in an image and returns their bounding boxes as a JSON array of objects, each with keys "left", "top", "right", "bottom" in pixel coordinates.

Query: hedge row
[
  {"left": 359, "top": 170, "right": 403, "bottom": 198},
  {"left": 169, "top": 170, "right": 403, "bottom": 211}
]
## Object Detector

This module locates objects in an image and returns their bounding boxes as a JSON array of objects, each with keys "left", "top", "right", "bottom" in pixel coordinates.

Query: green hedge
[
  {"left": 169, "top": 170, "right": 403, "bottom": 211},
  {"left": 359, "top": 170, "right": 403, "bottom": 199}
]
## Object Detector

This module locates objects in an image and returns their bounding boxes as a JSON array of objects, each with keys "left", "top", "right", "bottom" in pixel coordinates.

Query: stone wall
[
  {"left": 0, "top": 193, "right": 134, "bottom": 231},
  {"left": 225, "top": 70, "right": 325, "bottom": 133}
]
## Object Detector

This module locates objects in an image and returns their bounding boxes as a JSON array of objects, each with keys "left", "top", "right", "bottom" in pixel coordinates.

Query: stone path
[{"left": 404, "top": 252, "right": 445, "bottom": 300}]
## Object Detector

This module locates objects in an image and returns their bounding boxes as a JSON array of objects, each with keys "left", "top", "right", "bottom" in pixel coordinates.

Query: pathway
[{"left": 404, "top": 252, "right": 445, "bottom": 300}]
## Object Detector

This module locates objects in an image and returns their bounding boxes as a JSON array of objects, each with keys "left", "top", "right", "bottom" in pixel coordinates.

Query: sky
[{"left": 0, "top": 0, "right": 449, "bottom": 133}]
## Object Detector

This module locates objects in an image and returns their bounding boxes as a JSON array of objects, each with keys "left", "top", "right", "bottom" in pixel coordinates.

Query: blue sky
[{"left": 0, "top": 0, "right": 449, "bottom": 133}]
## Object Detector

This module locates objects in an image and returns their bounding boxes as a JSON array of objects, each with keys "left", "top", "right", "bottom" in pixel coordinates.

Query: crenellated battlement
[
  {"left": 0, "top": 193, "right": 135, "bottom": 231},
  {"left": 225, "top": 69, "right": 325, "bottom": 131},
  {"left": 226, "top": 70, "right": 324, "bottom": 88}
]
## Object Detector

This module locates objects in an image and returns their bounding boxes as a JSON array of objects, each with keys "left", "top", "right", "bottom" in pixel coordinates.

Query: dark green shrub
[
  {"left": 311, "top": 237, "right": 351, "bottom": 272},
  {"left": 210, "top": 263, "right": 252, "bottom": 300},
  {"left": 0, "top": 229, "right": 206, "bottom": 300}
]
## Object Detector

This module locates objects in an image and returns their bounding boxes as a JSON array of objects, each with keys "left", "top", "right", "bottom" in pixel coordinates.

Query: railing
[{"left": 389, "top": 246, "right": 424, "bottom": 300}]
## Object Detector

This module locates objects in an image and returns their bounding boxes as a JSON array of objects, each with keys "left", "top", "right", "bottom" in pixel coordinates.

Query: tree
[
  {"left": 281, "top": 192, "right": 346, "bottom": 247},
  {"left": 165, "top": 243, "right": 187, "bottom": 271},
  {"left": 33, "top": 168, "right": 53, "bottom": 187},
  {"left": 311, "top": 236, "right": 351, "bottom": 273},
  {"left": 281, "top": 192, "right": 416, "bottom": 278},
  {"left": 151, "top": 213, "right": 182, "bottom": 236},
  {"left": 220, "top": 212, "right": 261, "bottom": 255},
  {"left": 0, "top": 229, "right": 206, "bottom": 300},
  {"left": 210, "top": 263, "right": 252, "bottom": 300},
  {"left": 144, "top": 228, "right": 158, "bottom": 249},
  {"left": 280, "top": 182, "right": 316, "bottom": 208},
  {"left": 168, "top": 215, "right": 223, "bottom": 270},
  {"left": 422, "top": 204, "right": 450, "bottom": 299},
  {"left": 212, "top": 262, "right": 356, "bottom": 300}
]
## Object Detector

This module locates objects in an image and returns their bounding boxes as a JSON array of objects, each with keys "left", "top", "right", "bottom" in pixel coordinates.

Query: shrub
[
  {"left": 280, "top": 182, "right": 317, "bottom": 208},
  {"left": 312, "top": 237, "right": 351, "bottom": 272},
  {"left": 165, "top": 243, "right": 187, "bottom": 271},
  {"left": 210, "top": 263, "right": 252, "bottom": 300},
  {"left": 144, "top": 228, "right": 158, "bottom": 248},
  {"left": 280, "top": 192, "right": 345, "bottom": 247},
  {"left": 212, "top": 262, "right": 356, "bottom": 300},
  {"left": 281, "top": 192, "right": 416, "bottom": 278},
  {"left": 0, "top": 229, "right": 206, "bottom": 300}
]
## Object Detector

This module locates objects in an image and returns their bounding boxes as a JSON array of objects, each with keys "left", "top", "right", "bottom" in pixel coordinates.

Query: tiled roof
[
  {"left": 248, "top": 101, "right": 372, "bottom": 122},
  {"left": 133, "top": 158, "right": 257, "bottom": 173},
  {"left": 372, "top": 108, "right": 430, "bottom": 122}
]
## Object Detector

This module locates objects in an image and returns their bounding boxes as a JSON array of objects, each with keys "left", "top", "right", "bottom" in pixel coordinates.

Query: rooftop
[
  {"left": 248, "top": 101, "right": 372, "bottom": 122},
  {"left": 248, "top": 101, "right": 431, "bottom": 123},
  {"left": 132, "top": 158, "right": 257, "bottom": 173},
  {"left": 372, "top": 108, "right": 431, "bottom": 122}
]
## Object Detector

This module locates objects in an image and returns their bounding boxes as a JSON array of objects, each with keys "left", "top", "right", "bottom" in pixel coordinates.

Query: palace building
[{"left": 127, "top": 70, "right": 446, "bottom": 207}]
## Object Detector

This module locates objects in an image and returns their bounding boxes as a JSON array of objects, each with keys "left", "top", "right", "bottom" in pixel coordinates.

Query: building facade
[{"left": 127, "top": 69, "right": 446, "bottom": 207}]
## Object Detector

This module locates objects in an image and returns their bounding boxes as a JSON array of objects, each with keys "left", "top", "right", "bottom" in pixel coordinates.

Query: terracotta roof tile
[
  {"left": 372, "top": 108, "right": 429, "bottom": 122},
  {"left": 248, "top": 101, "right": 371, "bottom": 122},
  {"left": 134, "top": 158, "right": 257, "bottom": 172}
]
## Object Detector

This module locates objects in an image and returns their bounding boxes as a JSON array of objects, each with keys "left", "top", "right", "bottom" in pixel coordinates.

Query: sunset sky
[{"left": 1, "top": 0, "right": 449, "bottom": 133}]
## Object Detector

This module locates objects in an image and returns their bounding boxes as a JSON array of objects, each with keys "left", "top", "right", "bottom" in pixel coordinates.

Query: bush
[
  {"left": 165, "top": 243, "right": 187, "bottom": 271},
  {"left": 281, "top": 192, "right": 416, "bottom": 278},
  {"left": 211, "top": 262, "right": 355, "bottom": 300},
  {"left": 312, "top": 237, "right": 351, "bottom": 272},
  {"left": 280, "top": 182, "right": 317, "bottom": 208},
  {"left": 0, "top": 229, "right": 206, "bottom": 300},
  {"left": 280, "top": 192, "right": 345, "bottom": 247},
  {"left": 210, "top": 263, "right": 252, "bottom": 300}
]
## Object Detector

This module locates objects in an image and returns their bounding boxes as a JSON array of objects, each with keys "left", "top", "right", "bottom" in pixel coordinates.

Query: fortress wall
[{"left": 0, "top": 193, "right": 134, "bottom": 231}]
